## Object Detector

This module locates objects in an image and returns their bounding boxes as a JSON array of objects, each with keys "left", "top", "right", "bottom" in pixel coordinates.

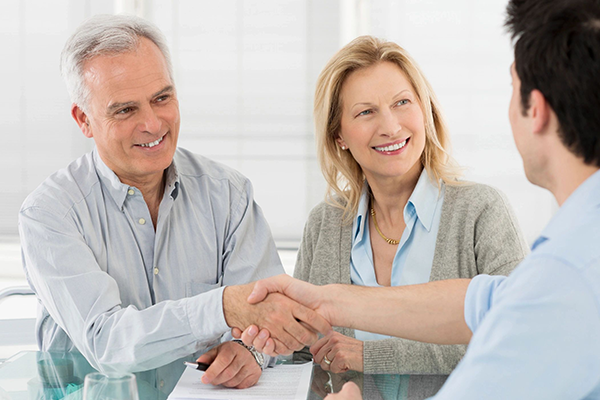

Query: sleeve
[
  {"left": 19, "top": 206, "right": 228, "bottom": 373},
  {"left": 432, "top": 258, "right": 600, "bottom": 400},
  {"left": 472, "top": 186, "right": 529, "bottom": 276},
  {"left": 363, "top": 339, "right": 466, "bottom": 375},
  {"left": 290, "top": 209, "right": 320, "bottom": 362},
  {"left": 220, "top": 179, "right": 285, "bottom": 285},
  {"left": 217, "top": 179, "right": 283, "bottom": 368}
]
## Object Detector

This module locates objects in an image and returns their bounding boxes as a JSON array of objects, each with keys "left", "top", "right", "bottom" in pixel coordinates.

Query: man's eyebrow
[
  {"left": 106, "top": 86, "right": 174, "bottom": 114},
  {"left": 153, "top": 85, "right": 174, "bottom": 98},
  {"left": 107, "top": 100, "right": 138, "bottom": 114}
]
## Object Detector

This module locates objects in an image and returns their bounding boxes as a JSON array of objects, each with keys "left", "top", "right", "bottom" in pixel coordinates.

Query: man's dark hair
[{"left": 506, "top": 0, "right": 600, "bottom": 166}]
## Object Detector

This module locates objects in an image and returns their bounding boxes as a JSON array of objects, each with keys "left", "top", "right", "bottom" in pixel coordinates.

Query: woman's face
[{"left": 338, "top": 61, "right": 426, "bottom": 185}]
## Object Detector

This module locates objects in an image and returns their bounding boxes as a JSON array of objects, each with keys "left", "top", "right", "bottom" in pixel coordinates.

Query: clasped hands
[{"left": 225, "top": 275, "right": 363, "bottom": 373}]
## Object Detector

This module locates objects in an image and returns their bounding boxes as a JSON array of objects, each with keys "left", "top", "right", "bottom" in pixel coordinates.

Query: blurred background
[{"left": 0, "top": 0, "right": 555, "bottom": 336}]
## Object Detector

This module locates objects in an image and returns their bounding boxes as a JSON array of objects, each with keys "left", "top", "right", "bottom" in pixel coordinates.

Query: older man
[{"left": 18, "top": 14, "right": 328, "bottom": 392}]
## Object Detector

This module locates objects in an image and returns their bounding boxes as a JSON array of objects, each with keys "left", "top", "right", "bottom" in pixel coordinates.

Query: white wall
[{"left": 0, "top": 0, "right": 556, "bottom": 246}]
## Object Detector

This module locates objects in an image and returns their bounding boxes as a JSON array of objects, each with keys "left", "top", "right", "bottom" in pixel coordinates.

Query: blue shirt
[
  {"left": 351, "top": 169, "right": 445, "bottom": 341},
  {"left": 433, "top": 170, "right": 600, "bottom": 399},
  {"left": 19, "top": 148, "right": 283, "bottom": 391}
]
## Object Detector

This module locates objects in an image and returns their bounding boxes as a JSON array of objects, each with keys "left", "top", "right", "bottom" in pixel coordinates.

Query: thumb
[
  {"left": 247, "top": 274, "right": 290, "bottom": 304},
  {"left": 197, "top": 347, "right": 218, "bottom": 364}
]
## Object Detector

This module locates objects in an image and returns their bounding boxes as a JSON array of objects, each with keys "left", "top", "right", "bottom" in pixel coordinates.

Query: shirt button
[
  {"left": 154, "top": 267, "right": 159, "bottom": 275},
  {"left": 127, "top": 189, "right": 135, "bottom": 195},
  {"left": 159, "top": 380, "right": 164, "bottom": 388},
  {"left": 138, "top": 218, "right": 146, "bottom": 225}
]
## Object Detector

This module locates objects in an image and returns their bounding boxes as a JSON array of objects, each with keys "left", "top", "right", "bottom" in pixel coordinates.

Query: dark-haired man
[{"left": 241, "top": 0, "right": 600, "bottom": 398}]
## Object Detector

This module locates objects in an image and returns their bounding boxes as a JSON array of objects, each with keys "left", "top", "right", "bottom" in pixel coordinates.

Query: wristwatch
[{"left": 233, "top": 339, "right": 265, "bottom": 368}]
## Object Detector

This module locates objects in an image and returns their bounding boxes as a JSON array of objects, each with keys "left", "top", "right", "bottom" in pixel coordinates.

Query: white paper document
[{"left": 168, "top": 362, "right": 313, "bottom": 400}]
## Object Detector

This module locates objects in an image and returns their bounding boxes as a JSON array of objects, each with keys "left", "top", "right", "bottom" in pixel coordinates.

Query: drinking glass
[{"left": 83, "top": 372, "right": 139, "bottom": 400}]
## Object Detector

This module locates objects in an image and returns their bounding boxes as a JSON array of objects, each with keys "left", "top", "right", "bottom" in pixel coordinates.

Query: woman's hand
[{"left": 311, "top": 331, "right": 364, "bottom": 373}]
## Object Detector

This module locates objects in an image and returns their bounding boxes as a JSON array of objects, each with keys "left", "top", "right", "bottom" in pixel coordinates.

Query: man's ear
[
  {"left": 529, "top": 89, "right": 551, "bottom": 135},
  {"left": 71, "top": 104, "right": 93, "bottom": 138}
]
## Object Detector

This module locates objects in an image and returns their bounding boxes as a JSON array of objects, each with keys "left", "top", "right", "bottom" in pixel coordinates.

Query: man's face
[{"left": 80, "top": 37, "right": 180, "bottom": 184}]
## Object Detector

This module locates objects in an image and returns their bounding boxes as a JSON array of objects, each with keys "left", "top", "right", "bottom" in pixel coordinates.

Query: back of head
[
  {"left": 506, "top": 0, "right": 600, "bottom": 166},
  {"left": 60, "top": 14, "right": 173, "bottom": 112}
]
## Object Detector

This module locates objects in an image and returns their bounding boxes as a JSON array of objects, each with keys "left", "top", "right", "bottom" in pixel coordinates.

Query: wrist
[
  {"left": 232, "top": 339, "right": 265, "bottom": 368},
  {"left": 222, "top": 284, "right": 252, "bottom": 328}
]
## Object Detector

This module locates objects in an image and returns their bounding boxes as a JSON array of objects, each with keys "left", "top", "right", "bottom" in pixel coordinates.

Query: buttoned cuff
[
  {"left": 185, "top": 286, "right": 229, "bottom": 343},
  {"left": 464, "top": 274, "right": 507, "bottom": 333}
]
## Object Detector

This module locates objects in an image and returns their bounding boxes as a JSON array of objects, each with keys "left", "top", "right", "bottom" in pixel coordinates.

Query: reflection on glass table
[{"left": 0, "top": 351, "right": 448, "bottom": 400}]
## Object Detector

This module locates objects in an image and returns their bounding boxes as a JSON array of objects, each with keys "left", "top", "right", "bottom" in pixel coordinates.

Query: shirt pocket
[{"left": 185, "top": 281, "right": 221, "bottom": 297}]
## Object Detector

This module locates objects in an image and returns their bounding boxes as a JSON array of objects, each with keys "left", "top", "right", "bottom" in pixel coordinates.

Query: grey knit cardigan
[{"left": 293, "top": 183, "right": 529, "bottom": 374}]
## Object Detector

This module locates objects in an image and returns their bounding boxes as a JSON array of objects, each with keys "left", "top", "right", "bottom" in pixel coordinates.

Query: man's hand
[
  {"left": 224, "top": 282, "right": 331, "bottom": 354},
  {"left": 196, "top": 341, "right": 261, "bottom": 389},
  {"left": 247, "top": 275, "right": 329, "bottom": 317},
  {"left": 325, "top": 382, "right": 362, "bottom": 400},
  {"left": 311, "top": 331, "right": 363, "bottom": 373}
]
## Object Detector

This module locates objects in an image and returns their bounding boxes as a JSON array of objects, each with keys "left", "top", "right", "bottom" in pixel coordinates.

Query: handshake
[
  {"left": 223, "top": 274, "right": 471, "bottom": 356},
  {"left": 223, "top": 274, "right": 338, "bottom": 357}
]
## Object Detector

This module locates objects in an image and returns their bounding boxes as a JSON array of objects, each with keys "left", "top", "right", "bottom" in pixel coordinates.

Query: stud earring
[{"left": 341, "top": 145, "right": 347, "bottom": 150}]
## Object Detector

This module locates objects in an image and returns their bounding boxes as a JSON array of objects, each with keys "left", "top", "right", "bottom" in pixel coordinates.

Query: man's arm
[
  {"left": 432, "top": 259, "right": 600, "bottom": 399},
  {"left": 247, "top": 275, "right": 472, "bottom": 346},
  {"left": 20, "top": 206, "right": 328, "bottom": 372}
]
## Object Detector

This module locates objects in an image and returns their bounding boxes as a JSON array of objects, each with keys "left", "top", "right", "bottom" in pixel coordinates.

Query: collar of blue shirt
[
  {"left": 532, "top": 169, "right": 600, "bottom": 250},
  {"left": 92, "top": 147, "right": 180, "bottom": 210},
  {"left": 353, "top": 168, "right": 442, "bottom": 244}
]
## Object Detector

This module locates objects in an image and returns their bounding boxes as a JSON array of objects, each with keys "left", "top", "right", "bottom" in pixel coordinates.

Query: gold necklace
[{"left": 370, "top": 207, "right": 400, "bottom": 245}]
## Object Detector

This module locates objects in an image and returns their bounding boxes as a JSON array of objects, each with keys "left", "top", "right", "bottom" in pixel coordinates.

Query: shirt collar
[
  {"left": 408, "top": 168, "right": 442, "bottom": 232},
  {"left": 533, "top": 169, "right": 600, "bottom": 250},
  {"left": 352, "top": 168, "right": 442, "bottom": 244},
  {"left": 93, "top": 148, "right": 180, "bottom": 210}
]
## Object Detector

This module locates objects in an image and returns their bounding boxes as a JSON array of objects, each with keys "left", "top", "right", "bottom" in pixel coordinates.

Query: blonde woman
[{"left": 238, "top": 36, "right": 528, "bottom": 375}]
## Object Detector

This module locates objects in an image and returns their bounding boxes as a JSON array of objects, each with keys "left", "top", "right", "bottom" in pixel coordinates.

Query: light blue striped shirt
[
  {"left": 351, "top": 169, "right": 445, "bottom": 341},
  {"left": 432, "top": 170, "right": 600, "bottom": 399},
  {"left": 19, "top": 147, "right": 283, "bottom": 392}
]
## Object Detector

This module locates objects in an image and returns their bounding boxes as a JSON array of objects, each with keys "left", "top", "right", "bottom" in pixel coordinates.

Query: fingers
[
  {"left": 231, "top": 327, "right": 243, "bottom": 339},
  {"left": 325, "top": 382, "right": 362, "bottom": 400},
  {"left": 241, "top": 326, "right": 269, "bottom": 352},
  {"left": 201, "top": 342, "right": 262, "bottom": 389},
  {"left": 196, "top": 347, "right": 218, "bottom": 365},
  {"left": 291, "top": 302, "right": 332, "bottom": 336}
]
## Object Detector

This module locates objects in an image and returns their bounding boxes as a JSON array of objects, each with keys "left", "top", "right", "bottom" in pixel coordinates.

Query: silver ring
[{"left": 323, "top": 355, "right": 332, "bottom": 365}]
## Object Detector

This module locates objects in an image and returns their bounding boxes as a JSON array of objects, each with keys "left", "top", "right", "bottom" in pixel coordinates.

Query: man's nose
[{"left": 138, "top": 105, "right": 162, "bottom": 134}]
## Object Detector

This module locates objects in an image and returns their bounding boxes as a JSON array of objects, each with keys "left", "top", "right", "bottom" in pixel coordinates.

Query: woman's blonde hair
[{"left": 314, "top": 35, "right": 462, "bottom": 222}]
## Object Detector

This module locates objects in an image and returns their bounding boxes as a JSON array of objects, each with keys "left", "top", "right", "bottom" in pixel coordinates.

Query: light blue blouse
[{"left": 351, "top": 169, "right": 445, "bottom": 341}]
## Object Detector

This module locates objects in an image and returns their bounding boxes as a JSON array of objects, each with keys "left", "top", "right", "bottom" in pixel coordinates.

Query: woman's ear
[{"left": 336, "top": 137, "right": 348, "bottom": 150}]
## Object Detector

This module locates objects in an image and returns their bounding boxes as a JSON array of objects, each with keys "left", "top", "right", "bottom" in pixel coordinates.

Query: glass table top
[{"left": 0, "top": 351, "right": 447, "bottom": 400}]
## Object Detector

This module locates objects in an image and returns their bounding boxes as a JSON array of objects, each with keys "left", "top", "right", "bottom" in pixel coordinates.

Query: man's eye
[
  {"left": 156, "top": 95, "right": 169, "bottom": 102},
  {"left": 117, "top": 107, "right": 132, "bottom": 115}
]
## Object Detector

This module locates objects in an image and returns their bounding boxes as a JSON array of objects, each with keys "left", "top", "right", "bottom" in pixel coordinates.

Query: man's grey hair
[{"left": 60, "top": 14, "right": 174, "bottom": 112}]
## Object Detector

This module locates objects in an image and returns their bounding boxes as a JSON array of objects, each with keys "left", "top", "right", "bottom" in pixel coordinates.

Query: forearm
[
  {"left": 326, "top": 279, "right": 472, "bottom": 344},
  {"left": 71, "top": 290, "right": 228, "bottom": 372}
]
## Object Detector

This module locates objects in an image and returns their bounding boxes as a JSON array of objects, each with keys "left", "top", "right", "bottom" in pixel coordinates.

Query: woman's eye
[
  {"left": 395, "top": 99, "right": 409, "bottom": 106},
  {"left": 358, "top": 109, "right": 372, "bottom": 116}
]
